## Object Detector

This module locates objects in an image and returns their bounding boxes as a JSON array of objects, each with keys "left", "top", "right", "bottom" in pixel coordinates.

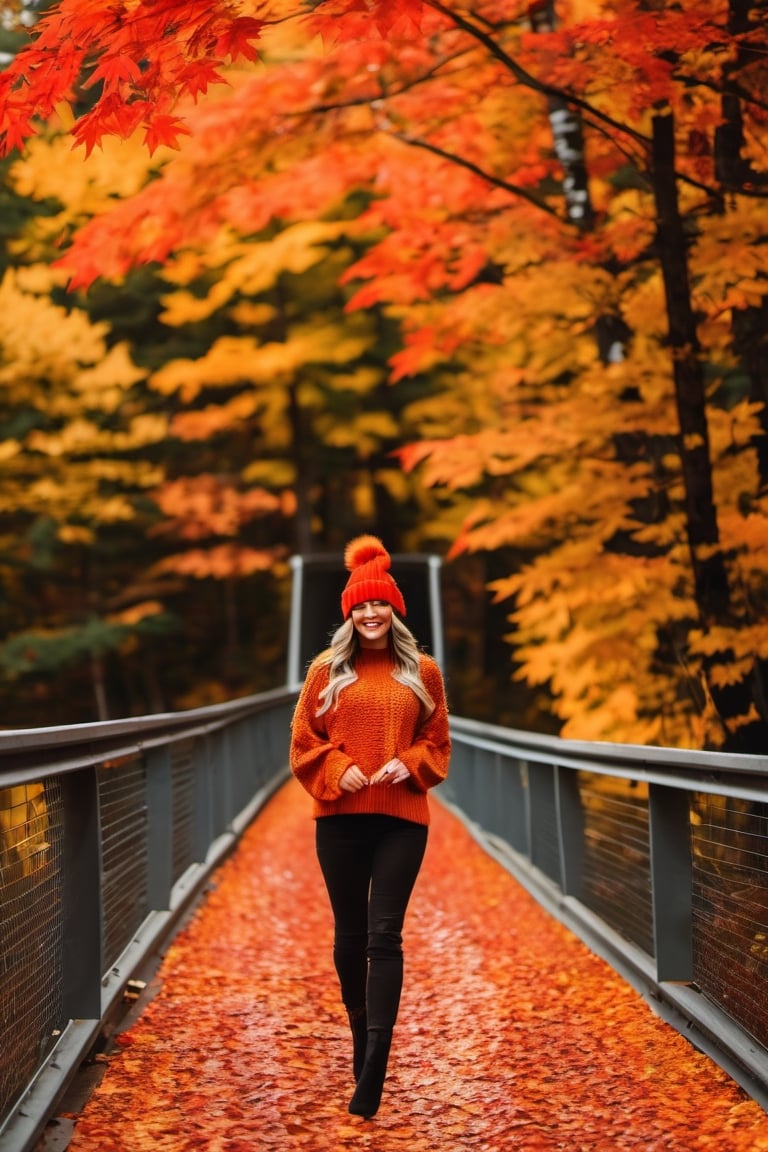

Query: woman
[{"left": 290, "top": 535, "right": 450, "bottom": 1119}]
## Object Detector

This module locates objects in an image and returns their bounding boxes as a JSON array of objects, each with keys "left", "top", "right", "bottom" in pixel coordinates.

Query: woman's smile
[{"left": 351, "top": 600, "right": 393, "bottom": 647}]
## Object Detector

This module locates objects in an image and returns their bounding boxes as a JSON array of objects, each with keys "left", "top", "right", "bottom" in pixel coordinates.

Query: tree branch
[
  {"left": 424, "top": 0, "right": 651, "bottom": 150},
  {"left": 388, "top": 130, "right": 568, "bottom": 222}
]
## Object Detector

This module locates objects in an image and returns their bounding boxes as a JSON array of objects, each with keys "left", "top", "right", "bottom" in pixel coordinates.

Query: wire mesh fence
[
  {"left": 170, "top": 738, "right": 196, "bottom": 886},
  {"left": 579, "top": 773, "right": 654, "bottom": 957},
  {"left": 98, "top": 756, "right": 150, "bottom": 970},
  {"left": 0, "top": 779, "right": 64, "bottom": 1121},
  {"left": 692, "top": 794, "right": 768, "bottom": 1051}
]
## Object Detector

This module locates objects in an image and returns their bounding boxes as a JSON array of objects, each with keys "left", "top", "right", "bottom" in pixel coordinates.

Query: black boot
[
  {"left": 347, "top": 1007, "right": 367, "bottom": 1081},
  {"left": 348, "top": 1029, "right": 392, "bottom": 1118}
]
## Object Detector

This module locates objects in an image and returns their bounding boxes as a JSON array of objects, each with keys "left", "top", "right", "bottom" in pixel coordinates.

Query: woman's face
[{"left": 350, "top": 599, "right": 393, "bottom": 648}]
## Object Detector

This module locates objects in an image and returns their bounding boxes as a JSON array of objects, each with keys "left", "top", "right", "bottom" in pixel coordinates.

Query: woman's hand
[
  {"left": 371, "top": 758, "right": 410, "bottom": 786},
  {"left": 339, "top": 764, "right": 369, "bottom": 792}
]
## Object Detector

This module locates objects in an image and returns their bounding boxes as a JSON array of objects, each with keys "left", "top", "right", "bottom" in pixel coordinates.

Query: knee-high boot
[
  {"left": 348, "top": 1028, "right": 392, "bottom": 1118},
  {"left": 347, "top": 1007, "right": 367, "bottom": 1081}
]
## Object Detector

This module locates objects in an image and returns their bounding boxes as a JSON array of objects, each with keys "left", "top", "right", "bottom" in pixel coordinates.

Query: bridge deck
[{"left": 44, "top": 779, "right": 768, "bottom": 1151}]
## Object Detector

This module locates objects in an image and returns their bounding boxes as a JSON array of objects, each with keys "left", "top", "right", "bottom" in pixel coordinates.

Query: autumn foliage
[
  {"left": 1, "top": 1, "right": 768, "bottom": 748},
  {"left": 0, "top": 1, "right": 264, "bottom": 155},
  {"left": 57, "top": 781, "right": 768, "bottom": 1150}
]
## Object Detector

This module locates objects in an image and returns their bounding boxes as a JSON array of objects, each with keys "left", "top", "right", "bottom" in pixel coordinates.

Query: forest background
[{"left": 0, "top": 0, "right": 766, "bottom": 751}]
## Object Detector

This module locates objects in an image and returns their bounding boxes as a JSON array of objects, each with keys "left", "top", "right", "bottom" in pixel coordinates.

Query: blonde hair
[{"left": 315, "top": 614, "right": 436, "bottom": 717}]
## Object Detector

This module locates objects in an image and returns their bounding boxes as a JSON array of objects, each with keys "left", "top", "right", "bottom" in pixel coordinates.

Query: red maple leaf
[
  {"left": 143, "top": 113, "right": 193, "bottom": 155},
  {"left": 213, "top": 17, "right": 265, "bottom": 63}
]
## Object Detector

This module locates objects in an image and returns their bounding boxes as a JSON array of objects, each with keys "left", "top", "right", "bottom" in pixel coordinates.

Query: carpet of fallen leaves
[{"left": 65, "top": 779, "right": 768, "bottom": 1151}]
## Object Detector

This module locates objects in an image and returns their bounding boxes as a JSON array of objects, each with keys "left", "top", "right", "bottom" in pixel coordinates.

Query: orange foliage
[
  {"left": 151, "top": 475, "right": 289, "bottom": 540},
  {"left": 60, "top": 780, "right": 768, "bottom": 1150},
  {"left": 5, "top": 0, "right": 768, "bottom": 745},
  {"left": 147, "top": 475, "right": 292, "bottom": 578}
]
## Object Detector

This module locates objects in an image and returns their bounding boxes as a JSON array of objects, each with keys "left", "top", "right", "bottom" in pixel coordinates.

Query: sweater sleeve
[
  {"left": 398, "top": 656, "right": 451, "bottom": 794},
  {"left": 289, "top": 658, "right": 355, "bottom": 801}
]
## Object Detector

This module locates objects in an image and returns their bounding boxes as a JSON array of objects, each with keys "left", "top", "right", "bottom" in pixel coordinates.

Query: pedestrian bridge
[{"left": 1, "top": 554, "right": 768, "bottom": 1148}]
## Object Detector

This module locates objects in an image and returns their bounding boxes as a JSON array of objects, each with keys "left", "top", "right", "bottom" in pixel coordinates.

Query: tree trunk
[
  {"left": 653, "top": 110, "right": 768, "bottom": 750},
  {"left": 91, "top": 650, "right": 109, "bottom": 721},
  {"left": 732, "top": 301, "right": 768, "bottom": 486},
  {"left": 651, "top": 111, "right": 731, "bottom": 624},
  {"left": 714, "top": 0, "right": 766, "bottom": 192},
  {"left": 287, "top": 376, "right": 315, "bottom": 555},
  {"left": 715, "top": 0, "right": 768, "bottom": 486},
  {"left": 529, "top": 1, "right": 629, "bottom": 362},
  {"left": 528, "top": 1, "right": 595, "bottom": 232}
]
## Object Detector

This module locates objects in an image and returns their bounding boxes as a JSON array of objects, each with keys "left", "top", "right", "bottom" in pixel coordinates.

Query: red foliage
[
  {"left": 0, "top": 1, "right": 263, "bottom": 157},
  {"left": 61, "top": 780, "right": 768, "bottom": 1150}
]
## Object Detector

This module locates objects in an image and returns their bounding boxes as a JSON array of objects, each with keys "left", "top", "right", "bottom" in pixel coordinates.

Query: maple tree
[{"left": 2, "top": 0, "right": 768, "bottom": 748}]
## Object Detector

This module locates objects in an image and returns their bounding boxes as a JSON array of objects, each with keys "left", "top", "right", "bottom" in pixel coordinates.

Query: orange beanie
[{"left": 341, "top": 535, "right": 406, "bottom": 619}]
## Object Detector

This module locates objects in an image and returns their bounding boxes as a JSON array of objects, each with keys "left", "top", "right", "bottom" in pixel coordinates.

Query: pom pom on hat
[
  {"left": 341, "top": 534, "right": 406, "bottom": 619},
  {"left": 344, "top": 534, "right": 391, "bottom": 572}
]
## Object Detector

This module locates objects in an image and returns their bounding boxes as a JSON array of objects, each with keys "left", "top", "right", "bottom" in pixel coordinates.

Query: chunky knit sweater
[{"left": 290, "top": 646, "right": 450, "bottom": 826}]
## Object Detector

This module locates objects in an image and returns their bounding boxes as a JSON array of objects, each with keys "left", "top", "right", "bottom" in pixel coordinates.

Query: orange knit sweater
[{"left": 289, "top": 647, "right": 450, "bottom": 825}]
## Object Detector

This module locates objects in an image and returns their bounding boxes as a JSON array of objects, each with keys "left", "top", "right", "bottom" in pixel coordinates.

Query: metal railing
[
  {"left": 445, "top": 716, "right": 768, "bottom": 1110},
  {"left": 0, "top": 688, "right": 295, "bottom": 1152},
  {"left": 2, "top": 695, "right": 768, "bottom": 1150}
]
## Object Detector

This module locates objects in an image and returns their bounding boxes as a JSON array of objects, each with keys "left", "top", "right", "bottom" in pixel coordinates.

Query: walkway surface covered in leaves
[{"left": 59, "top": 779, "right": 768, "bottom": 1152}]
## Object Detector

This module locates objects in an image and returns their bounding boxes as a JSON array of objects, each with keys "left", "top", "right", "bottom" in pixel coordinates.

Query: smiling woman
[{"left": 290, "top": 535, "right": 450, "bottom": 1120}]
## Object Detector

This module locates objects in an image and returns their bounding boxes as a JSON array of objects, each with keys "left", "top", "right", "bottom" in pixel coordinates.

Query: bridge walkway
[{"left": 38, "top": 779, "right": 768, "bottom": 1152}]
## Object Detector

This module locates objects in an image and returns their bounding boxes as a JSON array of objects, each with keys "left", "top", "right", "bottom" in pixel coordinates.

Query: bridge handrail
[
  {"left": 446, "top": 716, "right": 768, "bottom": 1111},
  {"left": 0, "top": 687, "right": 297, "bottom": 1152},
  {"left": 0, "top": 686, "right": 292, "bottom": 784},
  {"left": 450, "top": 715, "right": 768, "bottom": 789},
  {"left": 2, "top": 700, "right": 768, "bottom": 1149}
]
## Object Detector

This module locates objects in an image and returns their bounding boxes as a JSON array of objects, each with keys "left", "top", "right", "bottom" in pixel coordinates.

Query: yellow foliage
[
  {"left": 0, "top": 263, "right": 161, "bottom": 565},
  {"left": 689, "top": 622, "right": 768, "bottom": 662},
  {"left": 159, "top": 221, "right": 353, "bottom": 324},
  {"left": 0, "top": 270, "right": 110, "bottom": 385},
  {"left": 12, "top": 132, "right": 157, "bottom": 211},
  {"left": 74, "top": 343, "right": 148, "bottom": 402},
  {"left": 692, "top": 199, "right": 768, "bottom": 316},
  {"left": 725, "top": 703, "right": 763, "bottom": 734},
  {"left": 0, "top": 441, "right": 20, "bottom": 462},
  {"left": 106, "top": 601, "right": 166, "bottom": 626},
  {"left": 318, "top": 410, "right": 400, "bottom": 457},
  {"left": 707, "top": 659, "right": 756, "bottom": 690},
  {"left": 152, "top": 320, "right": 374, "bottom": 402},
  {"left": 58, "top": 525, "right": 95, "bottom": 545},
  {"left": 242, "top": 459, "right": 296, "bottom": 488},
  {"left": 351, "top": 477, "right": 376, "bottom": 519}
]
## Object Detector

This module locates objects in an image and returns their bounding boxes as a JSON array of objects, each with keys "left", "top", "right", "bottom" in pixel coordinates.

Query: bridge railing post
[
  {"left": 61, "top": 767, "right": 102, "bottom": 1021},
  {"left": 146, "top": 746, "right": 173, "bottom": 913},
  {"left": 555, "top": 764, "right": 584, "bottom": 901},
  {"left": 648, "top": 783, "right": 693, "bottom": 983}
]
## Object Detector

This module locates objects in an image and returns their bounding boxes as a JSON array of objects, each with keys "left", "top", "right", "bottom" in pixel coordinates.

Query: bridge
[{"left": 1, "top": 554, "right": 767, "bottom": 1149}]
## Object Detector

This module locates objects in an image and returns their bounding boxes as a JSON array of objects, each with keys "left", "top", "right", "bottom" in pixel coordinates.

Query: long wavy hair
[{"left": 315, "top": 613, "right": 436, "bottom": 717}]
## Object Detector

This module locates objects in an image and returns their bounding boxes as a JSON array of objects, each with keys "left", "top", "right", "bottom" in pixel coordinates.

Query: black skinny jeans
[{"left": 316, "top": 814, "right": 428, "bottom": 1032}]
